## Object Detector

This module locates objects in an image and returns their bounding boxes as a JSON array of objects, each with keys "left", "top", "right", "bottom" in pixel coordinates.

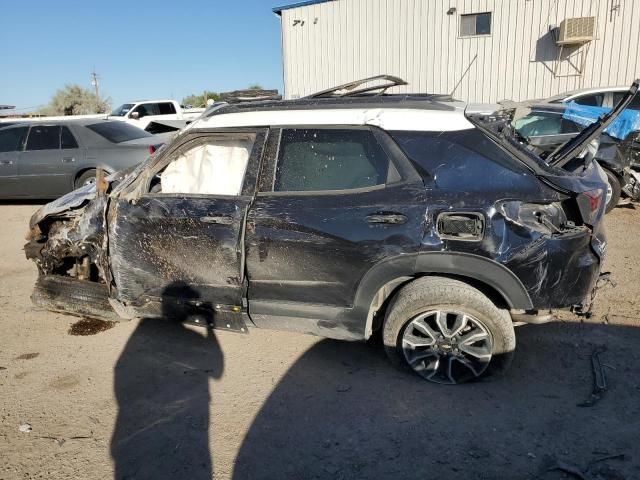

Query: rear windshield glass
[{"left": 86, "top": 121, "right": 153, "bottom": 143}]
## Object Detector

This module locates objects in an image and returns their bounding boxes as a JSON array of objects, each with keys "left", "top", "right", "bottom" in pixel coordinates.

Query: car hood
[
  {"left": 29, "top": 183, "right": 97, "bottom": 228},
  {"left": 28, "top": 168, "right": 132, "bottom": 228}
]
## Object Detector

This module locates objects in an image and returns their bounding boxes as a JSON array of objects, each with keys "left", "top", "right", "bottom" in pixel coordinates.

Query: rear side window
[
  {"left": 26, "top": 125, "right": 61, "bottom": 151},
  {"left": 61, "top": 126, "right": 79, "bottom": 149},
  {"left": 274, "top": 129, "right": 391, "bottom": 192},
  {"left": 390, "top": 130, "right": 526, "bottom": 190},
  {"left": 158, "top": 102, "right": 177, "bottom": 115},
  {"left": 0, "top": 126, "right": 28, "bottom": 152},
  {"left": 573, "top": 94, "right": 604, "bottom": 107},
  {"left": 86, "top": 121, "right": 153, "bottom": 143},
  {"left": 613, "top": 91, "right": 640, "bottom": 110}
]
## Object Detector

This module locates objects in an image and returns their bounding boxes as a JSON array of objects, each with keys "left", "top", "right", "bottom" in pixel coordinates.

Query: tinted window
[
  {"left": 274, "top": 129, "right": 390, "bottom": 192},
  {"left": 26, "top": 125, "right": 60, "bottom": 151},
  {"left": 0, "top": 126, "right": 28, "bottom": 153},
  {"left": 61, "top": 126, "right": 78, "bottom": 149},
  {"left": 86, "top": 121, "right": 153, "bottom": 143},
  {"left": 390, "top": 130, "right": 527, "bottom": 189},
  {"left": 613, "top": 91, "right": 640, "bottom": 110},
  {"left": 460, "top": 12, "right": 492, "bottom": 36},
  {"left": 574, "top": 94, "right": 604, "bottom": 107},
  {"left": 131, "top": 103, "right": 160, "bottom": 118},
  {"left": 158, "top": 102, "right": 177, "bottom": 115}
]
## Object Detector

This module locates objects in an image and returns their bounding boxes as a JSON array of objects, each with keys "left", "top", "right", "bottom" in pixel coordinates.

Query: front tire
[
  {"left": 74, "top": 169, "right": 97, "bottom": 189},
  {"left": 382, "top": 276, "right": 515, "bottom": 384}
]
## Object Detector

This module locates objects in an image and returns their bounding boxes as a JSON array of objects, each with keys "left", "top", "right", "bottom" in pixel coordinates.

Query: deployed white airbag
[{"left": 160, "top": 140, "right": 252, "bottom": 195}]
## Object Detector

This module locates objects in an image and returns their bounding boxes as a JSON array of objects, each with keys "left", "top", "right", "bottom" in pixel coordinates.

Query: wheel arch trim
[{"left": 356, "top": 252, "right": 534, "bottom": 339}]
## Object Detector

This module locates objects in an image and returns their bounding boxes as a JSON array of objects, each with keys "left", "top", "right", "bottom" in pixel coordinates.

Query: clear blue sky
[{"left": 0, "top": 0, "right": 285, "bottom": 111}]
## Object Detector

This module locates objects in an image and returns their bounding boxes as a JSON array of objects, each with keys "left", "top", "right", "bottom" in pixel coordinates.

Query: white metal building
[{"left": 273, "top": 0, "right": 640, "bottom": 102}]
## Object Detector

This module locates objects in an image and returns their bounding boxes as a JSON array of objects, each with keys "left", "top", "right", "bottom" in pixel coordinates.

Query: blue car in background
[{"left": 512, "top": 93, "right": 640, "bottom": 212}]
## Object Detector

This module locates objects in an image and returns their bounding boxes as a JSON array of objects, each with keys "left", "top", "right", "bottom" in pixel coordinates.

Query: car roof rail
[{"left": 304, "top": 75, "right": 408, "bottom": 99}]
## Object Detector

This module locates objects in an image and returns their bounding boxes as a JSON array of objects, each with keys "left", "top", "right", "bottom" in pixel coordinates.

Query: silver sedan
[{"left": 0, "top": 119, "right": 165, "bottom": 199}]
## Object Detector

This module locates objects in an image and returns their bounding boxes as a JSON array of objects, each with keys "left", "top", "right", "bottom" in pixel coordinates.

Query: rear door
[
  {"left": 18, "top": 125, "right": 75, "bottom": 196},
  {"left": 245, "top": 126, "right": 426, "bottom": 334},
  {"left": 0, "top": 126, "right": 28, "bottom": 197},
  {"left": 108, "top": 129, "right": 267, "bottom": 313}
]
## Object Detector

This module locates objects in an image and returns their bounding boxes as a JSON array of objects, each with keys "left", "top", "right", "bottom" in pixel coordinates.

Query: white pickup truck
[{"left": 109, "top": 100, "right": 205, "bottom": 132}]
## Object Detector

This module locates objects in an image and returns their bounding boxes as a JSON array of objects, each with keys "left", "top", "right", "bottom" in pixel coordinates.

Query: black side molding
[{"left": 353, "top": 252, "right": 533, "bottom": 335}]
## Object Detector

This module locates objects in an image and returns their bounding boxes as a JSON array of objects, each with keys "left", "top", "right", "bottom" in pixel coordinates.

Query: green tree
[
  {"left": 181, "top": 91, "right": 220, "bottom": 108},
  {"left": 248, "top": 83, "right": 263, "bottom": 90},
  {"left": 41, "top": 84, "right": 110, "bottom": 115}
]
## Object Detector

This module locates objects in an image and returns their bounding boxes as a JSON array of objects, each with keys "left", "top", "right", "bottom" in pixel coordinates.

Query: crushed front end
[{"left": 25, "top": 174, "right": 120, "bottom": 321}]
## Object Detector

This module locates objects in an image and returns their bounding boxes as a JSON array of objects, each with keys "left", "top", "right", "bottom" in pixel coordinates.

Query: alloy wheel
[
  {"left": 401, "top": 310, "right": 493, "bottom": 384},
  {"left": 605, "top": 180, "right": 613, "bottom": 206}
]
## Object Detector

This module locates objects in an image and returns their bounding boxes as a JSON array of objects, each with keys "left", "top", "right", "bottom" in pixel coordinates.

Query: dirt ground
[{"left": 1, "top": 201, "right": 639, "bottom": 480}]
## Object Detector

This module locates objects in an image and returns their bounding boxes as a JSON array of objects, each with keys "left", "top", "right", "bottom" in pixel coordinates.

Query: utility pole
[{"left": 90, "top": 68, "right": 100, "bottom": 101}]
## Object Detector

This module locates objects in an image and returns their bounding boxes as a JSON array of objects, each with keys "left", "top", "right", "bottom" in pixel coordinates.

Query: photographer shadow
[
  {"left": 110, "top": 282, "right": 223, "bottom": 480},
  {"left": 233, "top": 322, "right": 640, "bottom": 479}
]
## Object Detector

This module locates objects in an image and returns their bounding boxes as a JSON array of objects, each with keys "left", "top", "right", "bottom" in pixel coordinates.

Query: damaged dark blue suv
[{"left": 25, "top": 77, "right": 638, "bottom": 384}]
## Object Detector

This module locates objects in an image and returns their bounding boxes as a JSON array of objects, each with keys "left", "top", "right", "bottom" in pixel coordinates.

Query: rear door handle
[
  {"left": 366, "top": 213, "right": 408, "bottom": 225},
  {"left": 0, "top": 160, "right": 13, "bottom": 166},
  {"left": 200, "top": 215, "right": 234, "bottom": 225},
  {"left": 62, "top": 157, "right": 75, "bottom": 163}
]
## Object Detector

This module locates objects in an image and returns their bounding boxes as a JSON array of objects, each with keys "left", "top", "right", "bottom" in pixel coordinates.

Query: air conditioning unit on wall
[
  {"left": 553, "top": 16, "right": 596, "bottom": 77},
  {"left": 557, "top": 17, "right": 596, "bottom": 45}
]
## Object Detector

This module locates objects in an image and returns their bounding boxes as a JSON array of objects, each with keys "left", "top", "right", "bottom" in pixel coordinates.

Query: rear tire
[
  {"left": 604, "top": 169, "right": 621, "bottom": 213},
  {"left": 74, "top": 169, "right": 97, "bottom": 189},
  {"left": 382, "top": 276, "right": 515, "bottom": 384}
]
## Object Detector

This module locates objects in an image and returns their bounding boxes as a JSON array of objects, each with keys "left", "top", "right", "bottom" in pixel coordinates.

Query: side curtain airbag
[{"left": 160, "top": 141, "right": 251, "bottom": 195}]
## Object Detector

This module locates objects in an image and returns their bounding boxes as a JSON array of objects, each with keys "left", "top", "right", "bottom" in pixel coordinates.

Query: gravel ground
[{"left": 1, "top": 202, "right": 639, "bottom": 480}]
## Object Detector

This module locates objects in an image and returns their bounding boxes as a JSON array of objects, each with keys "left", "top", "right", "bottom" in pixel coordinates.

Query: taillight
[
  {"left": 148, "top": 145, "right": 156, "bottom": 155},
  {"left": 576, "top": 189, "right": 604, "bottom": 226}
]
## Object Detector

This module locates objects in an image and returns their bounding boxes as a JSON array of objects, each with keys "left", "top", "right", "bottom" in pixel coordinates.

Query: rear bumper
[{"left": 506, "top": 226, "right": 605, "bottom": 310}]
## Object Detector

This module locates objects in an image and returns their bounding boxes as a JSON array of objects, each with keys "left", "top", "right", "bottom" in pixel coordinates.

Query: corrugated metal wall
[{"left": 279, "top": 0, "right": 640, "bottom": 102}]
